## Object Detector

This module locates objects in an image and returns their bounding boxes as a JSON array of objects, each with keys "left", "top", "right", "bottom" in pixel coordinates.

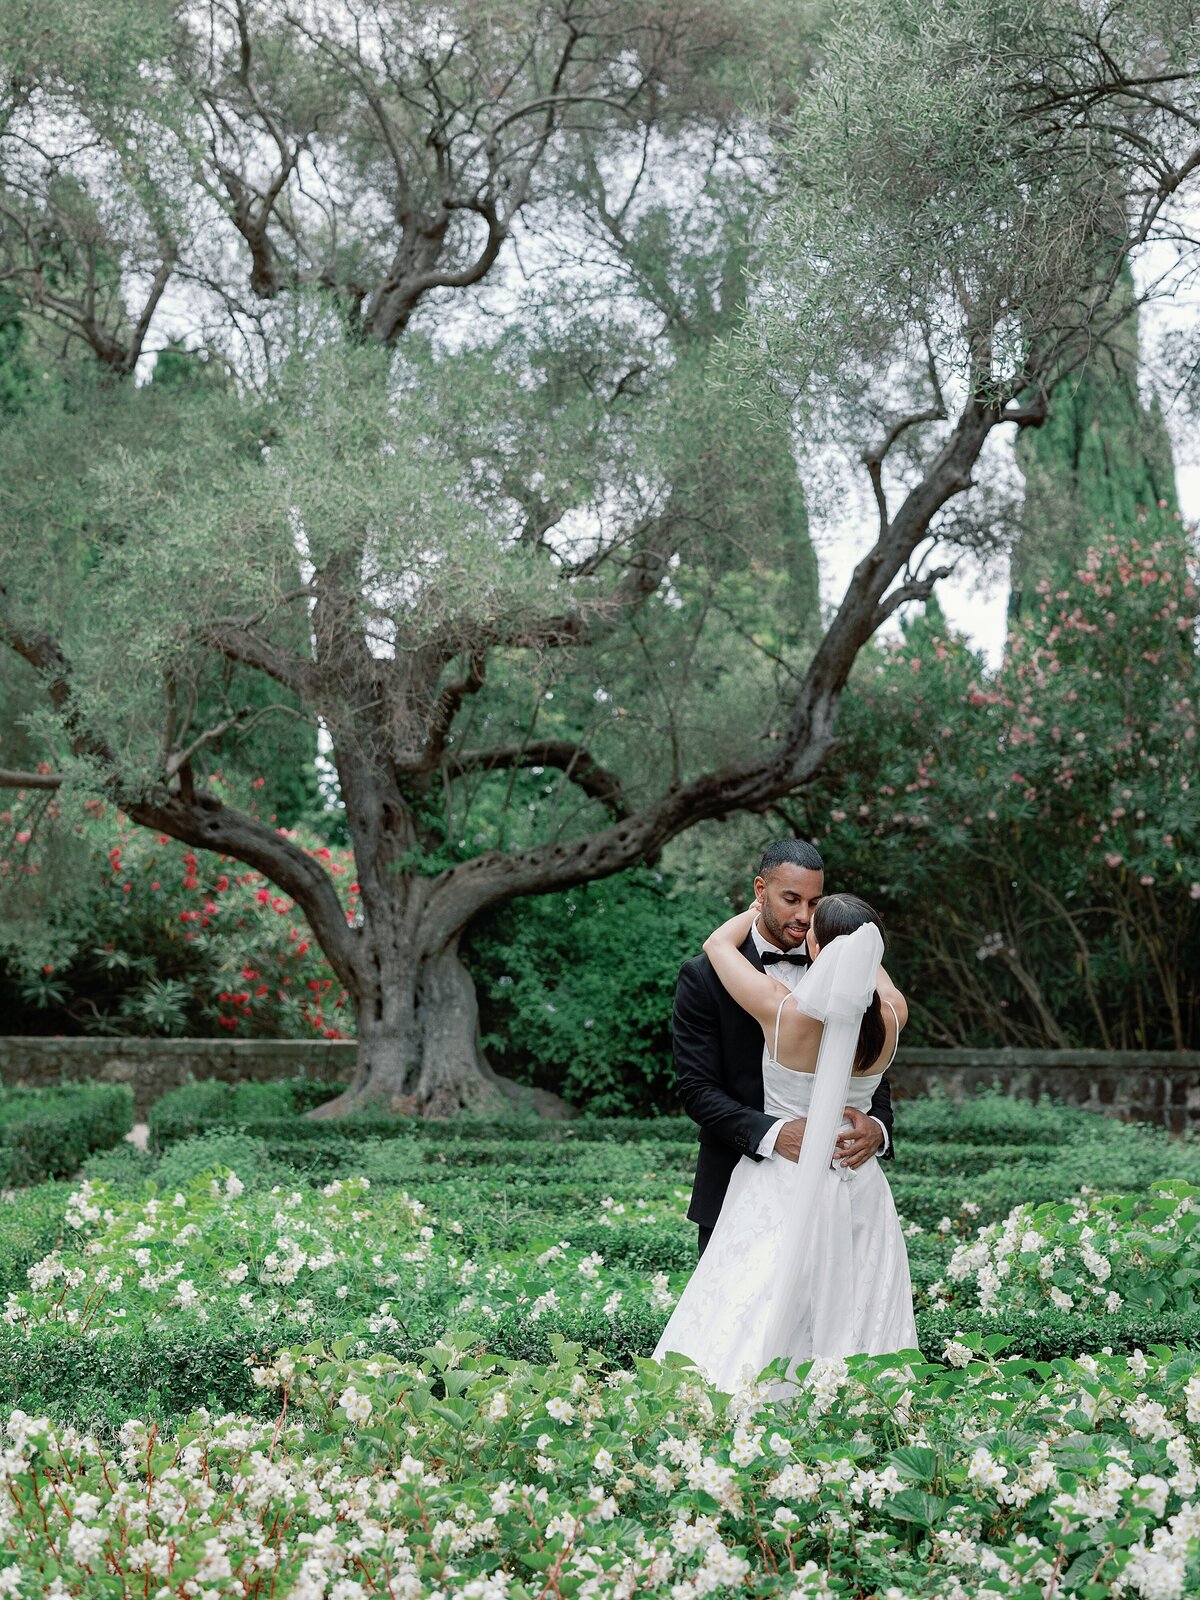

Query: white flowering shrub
[
  {"left": 4, "top": 1340, "right": 1200, "bottom": 1598},
  {"left": 2, "top": 1173, "right": 682, "bottom": 1339},
  {"left": 936, "top": 1181, "right": 1200, "bottom": 1318}
]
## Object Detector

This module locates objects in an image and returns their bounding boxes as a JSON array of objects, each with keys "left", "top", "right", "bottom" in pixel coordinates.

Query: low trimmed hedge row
[
  {"left": 86, "top": 1127, "right": 1200, "bottom": 1237},
  {"left": 146, "top": 1078, "right": 346, "bottom": 1149},
  {"left": 7, "top": 1302, "right": 1200, "bottom": 1431},
  {"left": 148, "top": 1079, "right": 1186, "bottom": 1150},
  {"left": 0, "top": 1084, "right": 133, "bottom": 1186}
]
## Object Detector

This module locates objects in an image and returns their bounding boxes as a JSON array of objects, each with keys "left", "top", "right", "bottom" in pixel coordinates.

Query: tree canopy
[{"left": 3, "top": 0, "right": 1200, "bottom": 1110}]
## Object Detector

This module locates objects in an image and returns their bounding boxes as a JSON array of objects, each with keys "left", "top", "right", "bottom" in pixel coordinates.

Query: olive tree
[{"left": 4, "top": 0, "right": 1200, "bottom": 1114}]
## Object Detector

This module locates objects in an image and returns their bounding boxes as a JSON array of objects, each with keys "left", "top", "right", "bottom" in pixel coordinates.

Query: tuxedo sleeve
[
  {"left": 672, "top": 959, "right": 776, "bottom": 1161},
  {"left": 869, "top": 1072, "right": 895, "bottom": 1162}
]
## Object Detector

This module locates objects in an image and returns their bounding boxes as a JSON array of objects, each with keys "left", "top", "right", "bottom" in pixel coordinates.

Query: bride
[{"left": 653, "top": 892, "right": 918, "bottom": 1392}]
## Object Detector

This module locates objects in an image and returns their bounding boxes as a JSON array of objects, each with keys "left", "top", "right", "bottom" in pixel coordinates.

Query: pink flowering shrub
[
  {"left": 798, "top": 533, "right": 1200, "bottom": 1047},
  {"left": 0, "top": 777, "right": 354, "bottom": 1039}
]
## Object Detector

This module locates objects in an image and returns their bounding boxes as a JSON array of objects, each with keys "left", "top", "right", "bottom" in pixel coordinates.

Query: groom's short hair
[{"left": 759, "top": 839, "right": 824, "bottom": 878}]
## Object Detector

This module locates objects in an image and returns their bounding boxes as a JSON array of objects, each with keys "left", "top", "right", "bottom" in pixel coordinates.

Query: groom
[{"left": 674, "top": 839, "right": 895, "bottom": 1256}]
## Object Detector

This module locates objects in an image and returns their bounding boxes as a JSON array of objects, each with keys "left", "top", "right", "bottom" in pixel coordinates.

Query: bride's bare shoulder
[{"left": 879, "top": 978, "right": 908, "bottom": 1030}]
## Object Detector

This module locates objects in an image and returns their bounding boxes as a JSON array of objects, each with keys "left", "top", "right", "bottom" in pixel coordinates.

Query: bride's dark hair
[{"left": 811, "top": 894, "right": 887, "bottom": 1075}]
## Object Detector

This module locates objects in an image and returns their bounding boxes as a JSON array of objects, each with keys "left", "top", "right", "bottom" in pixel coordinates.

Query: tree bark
[{"left": 312, "top": 935, "right": 571, "bottom": 1120}]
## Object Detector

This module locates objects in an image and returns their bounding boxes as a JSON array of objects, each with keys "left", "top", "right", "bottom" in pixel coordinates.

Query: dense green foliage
[
  {"left": 1, "top": 1087, "right": 1194, "bottom": 1424},
  {"left": 784, "top": 533, "right": 1200, "bottom": 1049},
  {"left": 465, "top": 870, "right": 729, "bottom": 1112},
  {"left": 0, "top": 1083, "right": 132, "bottom": 1186},
  {"left": 1013, "top": 268, "right": 1179, "bottom": 608},
  {"left": 4, "top": 1336, "right": 1199, "bottom": 1599},
  {"left": 5, "top": 1088, "right": 1200, "bottom": 1596},
  {"left": 0, "top": 799, "right": 353, "bottom": 1035}
]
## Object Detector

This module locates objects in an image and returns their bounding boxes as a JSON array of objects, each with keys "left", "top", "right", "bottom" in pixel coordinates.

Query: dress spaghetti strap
[{"left": 771, "top": 990, "right": 791, "bottom": 1065}]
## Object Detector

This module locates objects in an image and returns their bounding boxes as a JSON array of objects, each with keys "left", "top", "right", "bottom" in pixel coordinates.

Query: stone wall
[
  {"left": 2, "top": 1038, "right": 1200, "bottom": 1128},
  {"left": 0, "top": 1038, "right": 355, "bottom": 1117},
  {"left": 894, "top": 1048, "right": 1200, "bottom": 1133}
]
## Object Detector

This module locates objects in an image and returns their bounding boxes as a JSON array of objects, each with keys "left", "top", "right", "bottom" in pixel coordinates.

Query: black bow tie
[{"left": 761, "top": 949, "right": 808, "bottom": 967}]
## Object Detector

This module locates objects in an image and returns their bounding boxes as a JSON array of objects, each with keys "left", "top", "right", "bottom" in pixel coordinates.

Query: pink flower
[
  {"left": 1191, "top": 884, "right": 1200, "bottom": 900},
  {"left": 1104, "top": 853, "right": 1122, "bottom": 868},
  {"left": 1140, "top": 874, "right": 1155, "bottom": 886}
]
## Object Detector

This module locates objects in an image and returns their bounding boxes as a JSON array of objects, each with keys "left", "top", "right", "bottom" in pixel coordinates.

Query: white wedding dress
[{"left": 654, "top": 938, "right": 918, "bottom": 1392}]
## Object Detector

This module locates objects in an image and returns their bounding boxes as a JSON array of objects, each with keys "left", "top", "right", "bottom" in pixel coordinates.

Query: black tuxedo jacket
[{"left": 673, "top": 933, "right": 895, "bottom": 1229}]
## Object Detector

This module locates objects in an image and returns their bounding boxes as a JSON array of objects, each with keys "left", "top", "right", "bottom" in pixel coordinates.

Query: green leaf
[
  {"left": 882, "top": 1488, "right": 948, "bottom": 1527},
  {"left": 887, "top": 1445, "right": 939, "bottom": 1483}
]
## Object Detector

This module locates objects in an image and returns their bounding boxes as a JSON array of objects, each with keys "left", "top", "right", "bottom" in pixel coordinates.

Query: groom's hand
[
  {"left": 774, "top": 1118, "right": 807, "bottom": 1162},
  {"left": 835, "top": 1107, "right": 884, "bottom": 1169}
]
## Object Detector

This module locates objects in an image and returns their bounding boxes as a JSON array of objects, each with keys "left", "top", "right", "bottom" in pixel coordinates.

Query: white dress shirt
[{"left": 751, "top": 919, "right": 891, "bottom": 1160}]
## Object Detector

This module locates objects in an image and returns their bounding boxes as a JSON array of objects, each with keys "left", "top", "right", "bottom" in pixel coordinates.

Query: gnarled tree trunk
[{"left": 312, "top": 936, "right": 571, "bottom": 1119}]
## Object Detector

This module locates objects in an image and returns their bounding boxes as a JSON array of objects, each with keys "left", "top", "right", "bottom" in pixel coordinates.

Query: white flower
[
  {"left": 768, "top": 1463, "right": 821, "bottom": 1502},
  {"left": 67, "top": 1520, "right": 108, "bottom": 1564},
  {"left": 1134, "top": 1474, "right": 1171, "bottom": 1518},
  {"left": 966, "top": 1448, "right": 1008, "bottom": 1491},
  {"left": 545, "top": 1396, "right": 574, "bottom": 1424},
  {"left": 649, "top": 1272, "right": 675, "bottom": 1311},
  {"left": 942, "top": 1340, "right": 973, "bottom": 1368},
  {"left": 1124, "top": 1396, "right": 1179, "bottom": 1442},
  {"left": 729, "top": 1424, "right": 764, "bottom": 1467},
  {"left": 338, "top": 1386, "right": 373, "bottom": 1426}
]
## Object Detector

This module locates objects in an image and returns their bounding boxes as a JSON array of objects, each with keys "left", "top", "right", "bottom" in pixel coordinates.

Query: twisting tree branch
[
  {"left": 445, "top": 739, "right": 630, "bottom": 819},
  {"left": 872, "top": 566, "right": 957, "bottom": 630},
  {"left": 0, "top": 584, "right": 359, "bottom": 987},
  {"left": 0, "top": 769, "right": 62, "bottom": 790}
]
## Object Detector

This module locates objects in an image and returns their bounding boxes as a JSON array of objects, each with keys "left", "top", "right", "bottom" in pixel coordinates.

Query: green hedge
[
  {"left": 147, "top": 1078, "right": 346, "bottom": 1149},
  {"left": 0, "top": 1182, "right": 72, "bottom": 1295},
  {"left": 147, "top": 1088, "right": 698, "bottom": 1152},
  {"left": 7, "top": 1302, "right": 1200, "bottom": 1432},
  {"left": 147, "top": 1079, "right": 1190, "bottom": 1155},
  {"left": 0, "top": 1084, "right": 133, "bottom": 1186}
]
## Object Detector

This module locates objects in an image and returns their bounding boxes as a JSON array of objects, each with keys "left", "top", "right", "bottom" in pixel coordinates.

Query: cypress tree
[{"left": 1012, "top": 267, "right": 1180, "bottom": 616}]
